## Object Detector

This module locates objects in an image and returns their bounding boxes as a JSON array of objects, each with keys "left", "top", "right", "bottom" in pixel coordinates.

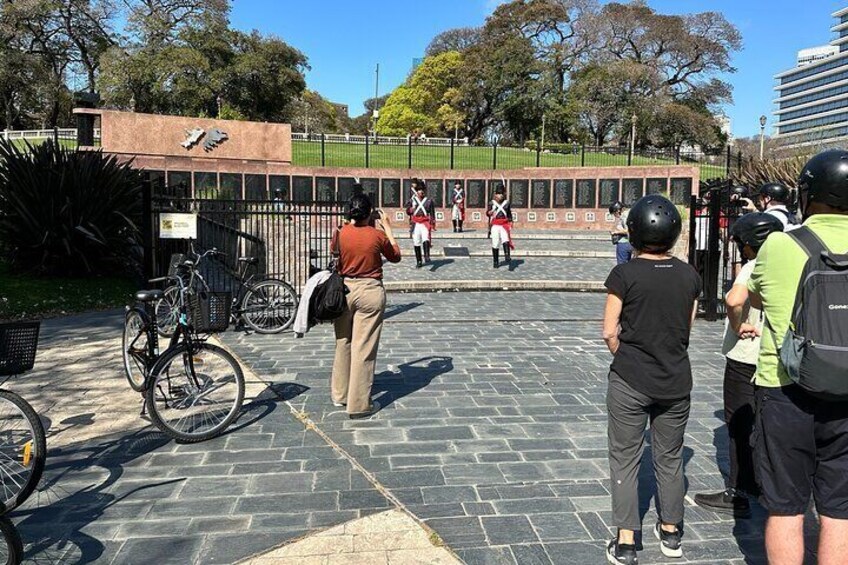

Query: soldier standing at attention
[
  {"left": 487, "top": 185, "right": 513, "bottom": 268},
  {"left": 405, "top": 179, "right": 436, "bottom": 268},
  {"left": 451, "top": 181, "right": 466, "bottom": 233}
]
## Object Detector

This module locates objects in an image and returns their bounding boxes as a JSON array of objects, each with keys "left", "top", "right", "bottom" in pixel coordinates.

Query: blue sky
[{"left": 230, "top": 0, "right": 847, "bottom": 138}]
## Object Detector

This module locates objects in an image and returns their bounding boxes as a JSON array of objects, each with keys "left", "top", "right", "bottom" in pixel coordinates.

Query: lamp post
[
  {"left": 216, "top": 94, "right": 224, "bottom": 118},
  {"left": 129, "top": 94, "right": 136, "bottom": 112},
  {"left": 541, "top": 114, "right": 546, "bottom": 150},
  {"left": 759, "top": 115, "right": 767, "bottom": 159},
  {"left": 630, "top": 113, "right": 637, "bottom": 156}
]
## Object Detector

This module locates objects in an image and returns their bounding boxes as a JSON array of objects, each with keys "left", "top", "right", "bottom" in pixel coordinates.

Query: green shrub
[{"left": 0, "top": 139, "right": 143, "bottom": 276}]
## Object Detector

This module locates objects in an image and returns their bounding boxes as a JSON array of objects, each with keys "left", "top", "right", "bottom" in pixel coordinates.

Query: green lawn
[
  {"left": 0, "top": 262, "right": 136, "bottom": 321},
  {"left": 292, "top": 141, "right": 727, "bottom": 180}
]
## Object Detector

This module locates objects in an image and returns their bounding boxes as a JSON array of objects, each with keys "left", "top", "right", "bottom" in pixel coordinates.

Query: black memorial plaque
[
  {"left": 292, "top": 176, "right": 313, "bottom": 203},
  {"left": 532, "top": 180, "right": 551, "bottom": 208},
  {"left": 337, "top": 177, "right": 356, "bottom": 201},
  {"left": 316, "top": 177, "right": 336, "bottom": 202},
  {"left": 360, "top": 178, "right": 379, "bottom": 204},
  {"left": 269, "top": 175, "right": 290, "bottom": 200},
  {"left": 510, "top": 179, "right": 529, "bottom": 208},
  {"left": 467, "top": 180, "right": 486, "bottom": 208},
  {"left": 599, "top": 179, "right": 620, "bottom": 208},
  {"left": 647, "top": 178, "right": 668, "bottom": 196},
  {"left": 381, "top": 178, "right": 402, "bottom": 207},
  {"left": 576, "top": 179, "right": 597, "bottom": 208},
  {"left": 622, "top": 179, "right": 644, "bottom": 206},
  {"left": 245, "top": 174, "right": 266, "bottom": 200},
  {"left": 553, "top": 179, "right": 573, "bottom": 208},
  {"left": 670, "top": 178, "right": 693, "bottom": 205},
  {"left": 426, "top": 179, "right": 444, "bottom": 207}
]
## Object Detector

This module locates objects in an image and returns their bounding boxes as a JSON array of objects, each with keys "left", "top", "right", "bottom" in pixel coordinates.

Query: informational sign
[{"left": 159, "top": 213, "right": 197, "bottom": 239}]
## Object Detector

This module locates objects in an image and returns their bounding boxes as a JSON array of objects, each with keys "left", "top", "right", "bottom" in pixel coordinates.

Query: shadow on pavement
[
  {"left": 384, "top": 302, "right": 424, "bottom": 321},
  {"left": 428, "top": 259, "right": 454, "bottom": 272},
  {"left": 372, "top": 356, "right": 453, "bottom": 410},
  {"left": 507, "top": 259, "right": 525, "bottom": 272}
]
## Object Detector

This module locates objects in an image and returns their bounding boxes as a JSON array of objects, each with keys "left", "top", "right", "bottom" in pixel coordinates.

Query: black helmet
[
  {"left": 609, "top": 201, "right": 624, "bottom": 214},
  {"left": 627, "top": 195, "right": 682, "bottom": 252},
  {"left": 348, "top": 193, "right": 373, "bottom": 221},
  {"left": 758, "top": 182, "right": 792, "bottom": 204},
  {"left": 730, "top": 185, "right": 749, "bottom": 199},
  {"left": 730, "top": 212, "right": 784, "bottom": 251},
  {"left": 798, "top": 149, "right": 848, "bottom": 213}
]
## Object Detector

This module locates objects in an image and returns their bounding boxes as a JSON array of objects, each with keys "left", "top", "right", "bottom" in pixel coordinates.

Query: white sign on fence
[{"left": 159, "top": 213, "right": 197, "bottom": 239}]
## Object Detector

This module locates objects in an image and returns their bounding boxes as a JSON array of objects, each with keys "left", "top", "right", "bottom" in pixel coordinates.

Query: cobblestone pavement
[
  {"left": 432, "top": 238, "right": 612, "bottom": 253},
  {"left": 12, "top": 312, "right": 397, "bottom": 564},
  {"left": 384, "top": 257, "right": 614, "bottom": 282},
  {"left": 224, "top": 292, "right": 769, "bottom": 565}
]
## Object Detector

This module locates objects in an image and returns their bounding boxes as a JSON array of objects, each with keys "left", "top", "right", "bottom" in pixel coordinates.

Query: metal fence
[
  {"left": 142, "top": 178, "right": 345, "bottom": 294},
  {"left": 688, "top": 180, "right": 744, "bottom": 320},
  {"left": 292, "top": 136, "right": 742, "bottom": 177}
]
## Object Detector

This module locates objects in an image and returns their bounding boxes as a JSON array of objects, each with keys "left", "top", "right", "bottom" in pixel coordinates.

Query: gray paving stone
[
  {"left": 112, "top": 536, "right": 204, "bottom": 565},
  {"left": 482, "top": 515, "right": 540, "bottom": 545}
]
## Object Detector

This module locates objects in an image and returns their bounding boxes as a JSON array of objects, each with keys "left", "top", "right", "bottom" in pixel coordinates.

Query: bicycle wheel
[
  {"left": 0, "top": 391, "right": 46, "bottom": 514},
  {"left": 240, "top": 279, "right": 298, "bottom": 334},
  {"left": 0, "top": 516, "right": 22, "bottom": 565},
  {"left": 145, "top": 342, "right": 244, "bottom": 443},
  {"left": 154, "top": 286, "right": 180, "bottom": 338},
  {"left": 122, "top": 307, "right": 150, "bottom": 393}
]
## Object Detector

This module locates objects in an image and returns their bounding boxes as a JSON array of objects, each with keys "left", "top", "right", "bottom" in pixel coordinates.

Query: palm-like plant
[
  {"left": 731, "top": 155, "right": 809, "bottom": 189},
  {"left": 0, "top": 139, "right": 143, "bottom": 276}
]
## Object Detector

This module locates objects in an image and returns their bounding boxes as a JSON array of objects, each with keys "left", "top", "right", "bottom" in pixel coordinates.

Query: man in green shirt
[{"left": 748, "top": 150, "right": 848, "bottom": 565}]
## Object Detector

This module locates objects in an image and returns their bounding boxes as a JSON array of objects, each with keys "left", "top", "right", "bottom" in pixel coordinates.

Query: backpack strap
[{"left": 785, "top": 225, "right": 830, "bottom": 260}]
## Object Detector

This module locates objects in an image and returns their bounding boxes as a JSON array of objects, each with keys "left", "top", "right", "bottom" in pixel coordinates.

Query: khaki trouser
[{"left": 331, "top": 278, "right": 387, "bottom": 414}]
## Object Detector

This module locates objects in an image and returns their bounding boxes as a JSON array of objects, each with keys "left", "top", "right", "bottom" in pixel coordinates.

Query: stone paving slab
[
  {"left": 11, "top": 311, "right": 394, "bottom": 564},
  {"left": 223, "top": 291, "right": 768, "bottom": 565},
  {"left": 383, "top": 257, "right": 613, "bottom": 282}
]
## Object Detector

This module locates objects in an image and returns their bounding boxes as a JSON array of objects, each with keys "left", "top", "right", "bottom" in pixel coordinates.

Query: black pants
[{"left": 723, "top": 358, "right": 758, "bottom": 495}]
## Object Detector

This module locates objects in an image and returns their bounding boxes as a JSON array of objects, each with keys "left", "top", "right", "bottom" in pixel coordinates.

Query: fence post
[
  {"left": 141, "top": 177, "right": 154, "bottom": 281},
  {"left": 407, "top": 135, "right": 412, "bottom": 169},
  {"left": 53, "top": 126, "right": 59, "bottom": 145},
  {"left": 536, "top": 140, "right": 541, "bottom": 167},
  {"left": 725, "top": 145, "right": 731, "bottom": 177},
  {"left": 320, "top": 133, "right": 325, "bottom": 167},
  {"left": 675, "top": 147, "right": 681, "bottom": 165},
  {"left": 492, "top": 142, "right": 498, "bottom": 170},
  {"left": 704, "top": 188, "right": 722, "bottom": 321},
  {"left": 737, "top": 150, "right": 743, "bottom": 176},
  {"left": 688, "top": 194, "right": 697, "bottom": 267},
  {"left": 627, "top": 142, "right": 633, "bottom": 166},
  {"left": 365, "top": 134, "right": 370, "bottom": 168},
  {"left": 580, "top": 142, "right": 586, "bottom": 167},
  {"left": 450, "top": 137, "right": 455, "bottom": 170}
]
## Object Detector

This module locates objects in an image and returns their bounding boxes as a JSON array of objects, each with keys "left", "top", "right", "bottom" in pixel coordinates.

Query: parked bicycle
[
  {"left": 122, "top": 256, "right": 245, "bottom": 443},
  {"left": 155, "top": 244, "right": 298, "bottom": 336},
  {"left": 0, "top": 321, "right": 47, "bottom": 564}
]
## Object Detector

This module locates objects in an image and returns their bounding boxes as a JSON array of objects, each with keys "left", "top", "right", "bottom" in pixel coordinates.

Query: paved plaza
[{"left": 7, "top": 281, "right": 777, "bottom": 564}]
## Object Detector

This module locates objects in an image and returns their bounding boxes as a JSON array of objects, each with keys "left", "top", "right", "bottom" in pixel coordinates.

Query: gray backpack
[{"left": 773, "top": 227, "right": 848, "bottom": 400}]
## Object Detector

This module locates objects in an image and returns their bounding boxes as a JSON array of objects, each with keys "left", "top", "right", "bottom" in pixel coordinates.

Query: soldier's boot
[
  {"left": 452, "top": 220, "right": 458, "bottom": 233},
  {"left": 503, "top": 243, "right": 511, "bottom": 263},
  {"left": 458, "top": 220, "right": 463, "bottom": 233},
  {"left": 493, "top": 248, "right": 500, "bottom": 269},
  {"left": 414, "top": 246, "right": 423, "bottom": 268},
  {"left": 423, "top": 241, "right": 431, "bottom": 264}
]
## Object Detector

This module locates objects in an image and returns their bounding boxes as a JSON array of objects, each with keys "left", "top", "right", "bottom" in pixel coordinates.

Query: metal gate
[
  {"left": 688, "top": 180, "right": 743, "bottom": 321},
  {"left": 141, "top": 179, "right": 345, "bottom": 293}
]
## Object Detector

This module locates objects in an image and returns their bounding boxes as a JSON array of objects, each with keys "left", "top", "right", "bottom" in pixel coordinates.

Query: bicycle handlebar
[{"left": 149, "top": 275, "right": 178, "bottom": 284}]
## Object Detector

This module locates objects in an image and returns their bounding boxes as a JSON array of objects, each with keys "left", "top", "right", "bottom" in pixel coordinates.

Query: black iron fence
[
  {"left": 689, "top": 180, "right": 744, "bottom": 320},
  {"left": 293, "top": 136, "right": 742, "bottom": 177},
  {"left": 142, "top": 178, "right": 345, "bottom": 294}
]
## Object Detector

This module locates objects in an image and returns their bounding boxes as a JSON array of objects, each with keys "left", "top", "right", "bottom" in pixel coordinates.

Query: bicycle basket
[
  {"left": 0, "top": 321, "right": 41, "bottom": 376},
  {"left": 188, "top": 292, "right": 231, "bottom": 333}
]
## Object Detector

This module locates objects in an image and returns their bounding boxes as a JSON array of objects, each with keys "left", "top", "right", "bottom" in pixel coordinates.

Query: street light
[
  {"left": 129, "top": 94, "right": 136, "bottom": 112},
  {"left": 630, "top": 113, "right": 637, "bottom": 156},
  {"left": 216, "top": 94, "right": 224, "bottom": 117},
  {"left": 759, "top": 115, "right": 767, "bottom": 159}
]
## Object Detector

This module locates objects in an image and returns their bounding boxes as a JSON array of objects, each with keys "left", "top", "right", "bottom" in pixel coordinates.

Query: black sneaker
[
  {"left": 349, "top": 400, "right": 381, "bottom": 420},
  {"left": 693, "top": 488, "right": 751, "bottom": 518},
  {"left": 653, "top": 522, "right": 682, "bottom": 558},
  {"left": 606, "top": 539, "right": 638, "bottom": 565}
]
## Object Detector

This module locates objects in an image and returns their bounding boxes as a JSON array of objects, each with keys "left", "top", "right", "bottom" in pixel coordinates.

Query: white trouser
[
  {"left": 452, "top": 205, "right": 462, "bottom": 221},
  {"left": 490, "top": 224, "right": 510, "bottom": 248},
  {"left": 412, "top": 222, "right": 430, "bottom": 246}
]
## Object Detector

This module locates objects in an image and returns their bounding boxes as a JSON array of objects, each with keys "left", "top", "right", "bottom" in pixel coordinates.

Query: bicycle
[
  {"left": 122, "top": 258, "right": 245, "bottom": 443},
  {"left": 0, "top": 321, "right": 47, "bottom": 564},
  {"left": 155, "top": 244, "right": 298, "bottom": 337}
]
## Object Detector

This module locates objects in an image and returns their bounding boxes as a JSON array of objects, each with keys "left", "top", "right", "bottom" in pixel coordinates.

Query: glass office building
[{"left": 774, "top": 6, "right": 848, "bottom": 148}]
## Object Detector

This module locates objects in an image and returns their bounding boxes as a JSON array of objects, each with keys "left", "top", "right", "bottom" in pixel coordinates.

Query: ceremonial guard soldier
[
  {"left": 487, "top": 185, "right": 514, "bottom": 268},
  {"left": 451, "top": 181, "right": 466, "bottom": 233},
  {"left": 405, "top": 179, "right": 436, "bottom": 268}
]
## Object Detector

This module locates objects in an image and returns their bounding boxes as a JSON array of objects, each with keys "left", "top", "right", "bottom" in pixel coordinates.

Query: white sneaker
[{"left": 654, "top": 522, "right": 683, "bottom": 558}]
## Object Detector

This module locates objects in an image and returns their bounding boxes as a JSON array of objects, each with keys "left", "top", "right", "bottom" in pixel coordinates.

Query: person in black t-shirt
[{"left": 602, "top": 195, "right": 702, "bottom": 565}]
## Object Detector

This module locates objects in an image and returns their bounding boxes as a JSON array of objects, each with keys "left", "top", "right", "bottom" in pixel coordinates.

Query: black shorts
[{"left": 753, "top": 384, "right": 848, "bottom": 518}]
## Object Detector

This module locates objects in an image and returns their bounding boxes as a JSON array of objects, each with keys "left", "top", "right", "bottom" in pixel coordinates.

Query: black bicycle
[
  {"left": 122, "top": 259, "right": 245, "bottom": 443},
  {"left": 0, "top": 321, "right": 46, "bottom": 564},
  {"left": 155, "top": 245, "right": 298, "bottom": 337}
]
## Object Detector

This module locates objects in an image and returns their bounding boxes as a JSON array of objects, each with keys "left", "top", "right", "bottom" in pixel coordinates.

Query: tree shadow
[
  {"left": 384, "top": 302, "right": 424, "bottom": 321},
  {"left": 371, "top": 356, "right": 454, "bottom": 410},
  {"left": 507, "top": 259, "right": 525, "bottom": 272},
  {"left": 428, "top": 259, "right": 454, "bottom": 272}
]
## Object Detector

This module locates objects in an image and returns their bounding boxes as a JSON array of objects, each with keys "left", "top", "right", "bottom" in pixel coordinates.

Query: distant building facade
[{"left": 774, "top": 6, "right": 848, "bottom": 148}]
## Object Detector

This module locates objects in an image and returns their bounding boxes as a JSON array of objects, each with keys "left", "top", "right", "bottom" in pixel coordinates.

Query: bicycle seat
[
  {"left": 135, "top": 290, "right": 164, "bottom": 303},
  {"left": 238, "top": 256, "right": 258, "bottom": 265}
]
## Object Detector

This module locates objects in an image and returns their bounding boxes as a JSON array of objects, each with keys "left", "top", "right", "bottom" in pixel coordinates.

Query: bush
[{"left": 0, "top": 139, "right": 143, "bottom": 276}]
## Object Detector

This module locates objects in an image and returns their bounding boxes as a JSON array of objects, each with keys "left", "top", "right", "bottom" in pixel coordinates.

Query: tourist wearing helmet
[
  {"left": 609, "top": 201, "right": 631, "bottom": 264},
  {"left": 747, "top": 150, "right": 848, "bottom": 564},
  {"left": 602, "top": 196, "right": 702, "bottom": 565},
  {"left": 694, "top": 212, "right": 783, "bottom": 519},
  {"left": 756, "top": 182, "right": 800, "bottom": 229}
]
